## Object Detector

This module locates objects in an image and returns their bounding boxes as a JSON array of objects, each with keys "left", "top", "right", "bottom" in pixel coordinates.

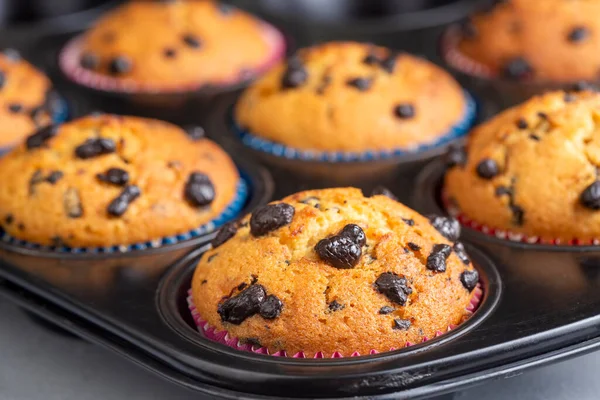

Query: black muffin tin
[{"left": 3, "top": 1, "right": 600, "bottom": 399}]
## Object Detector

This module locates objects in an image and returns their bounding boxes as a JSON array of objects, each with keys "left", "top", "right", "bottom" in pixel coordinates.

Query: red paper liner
[
  {"left": 442, "top": 190, "right": 600, "bottom": 246},
  {"left": 186, "top": 285, "right": 483, "bottom": 358},
  {"left": 59, "top": 21, "right": 286, "bottom": 94}
]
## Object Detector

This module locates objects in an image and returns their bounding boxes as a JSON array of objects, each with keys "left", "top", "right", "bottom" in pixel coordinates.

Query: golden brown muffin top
[
  {"left": 192, "top": 188, "right": 478, "bottom": 357},
  {"left": 0, "top": 50, "right": 53, "bottom": 147},
  {"left": 235, "top": 42, "right": 467, "bottom": 152},
  {"left": 77, "top": 0, "right": 278, "bottom": 88},
  {"left": 0, "top": 114, "right": 239, "bottom": 248},
  {"left": 445, "top": 89, "right": 600, "bottom": 242},
  {"left": 457, "top": 0, "right": 600, "bottom": 82}
]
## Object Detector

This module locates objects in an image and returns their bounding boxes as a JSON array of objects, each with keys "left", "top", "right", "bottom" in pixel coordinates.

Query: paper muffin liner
[
  {"left": 442, "top": 190, "right": 599, "bottom": 246},
  {"left": 0, "top": 178, "right": 249, "bottom": 254},
  {"left": 186, "top": 284, "right": 483, "bottom": 358},
  {"left": 440, "top": 26, "right": 496, "bottom": 80},
  {"left": 58, "top": 21, "right": 286, "bottom": 94},
  {"left": 231, "top": 91, "right": 477, "bottom": 163}
]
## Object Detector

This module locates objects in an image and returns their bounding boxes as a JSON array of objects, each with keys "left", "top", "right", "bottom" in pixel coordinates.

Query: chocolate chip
[
  {"left": 402, "top": 218, "right": 415, "bottom": 227},
  {"left": 182, "top": 34, "right": 202, "bottom": 48},
  {"left": 328, "top": 300, "right": 345, "bottom": 312},
  {"left": 184, "top": 172, "right": 215, "bottom": 207},
  {"left": 109, "top": 56, "right": 132, "bottom": 75},
  {"left": 460, "top": 269, "right": 479, "bottom": 291},
  {"left": 393, "top": 318, "right": 411, "bottom": 330},
  {"left": 363, "top": 52, "right": 380, "bottom": 65},
  {"left": 407, "top": 242, "right": 421, "bottom": 251},
  {"left": 250, "top": 203, "right": 295, "bottom": 236},
  {"left": 340, "top": 224, "right": 366, "bottom": 247},
  {"left": 502, "top": 57, "right": 533, "bottom": 80},
  {"left": 529, "top": 134, "right": 541, "bottom": 141},
  {"left": 281, "top": 58, "right": 308, "bottom": 89},
  {"left": 184, "top": 125, "right": 205, "bottom": 141},
  {"left": 96, "top": 168, "right": 129, "bottom": 186},
  {"left": 453, "top": 242, "right": 470, "bottom": 265},
  {"left": 511, "top": 204, "right": 525, "bottom": 226},
  {"left": 26, "top": 125, "right": 58, "bottom": 149},
  {"left": 211, "top": 221, "right": 238, "bottom": 248},
  {"left": 476, "top": 158, "right": 499, "bottom": 179},
  {"left": 315, "top": 235, "right": 362, "bottom": 269},
  {"left": 426, "top": 244, "right": 452, "bottom": 273},
  {"left": 428, "top": 215, "right": 460, "bottom": 242},
  {"left": 370, "top": 186, "right": 397, "bottom": 200},
  {"left": 8, "top": 103, "right": 22, "bottom": 113},
  {"left": 107, "top": 185, "right": 141, "bottom": 217},
  {"left": 346, "top": 77, "right": 372, "bottom": 91},
  {"left": 4, "top": 214, "right": 13, "bottom": 225},
  {"left": 568, "top": 26, "right": 589, "bottom": 43},
  {"left": 63, "top": 188, "right": 83, "bottom": 218},
  {"left": 374, "top": 272, "right": 412, "bottom": 306},
  {"left": 46, "top": 171, "right": 64, "bottom": 184},
  {"left": 75, "top": 138, "right": 116, "bottom": 159},
  {"left": 394, "top": 103, "right": 415, "bottom": 119},
  {"left": 3, "top": 48, "right": 20, "bottom": 62},
  {"left": 445, "top": 144, "right": 467, "bottom": 168},
  {"left": 380, "top": 53, "right": 397, "bottom": 73},
  {"left": 218, "top": 284, "right": 266, "bottom": 325},
  {"left": 516, "top": 118, "right": 528, "bottom": 130},
  {"left": 80, "top": 52, "right": 99, "bottom": 70},
  {"left": 581, "top": 181, "right": 600, "bottom": 209},
  {"left": 571, "top": 81, "right": 598, "bottom": 92},
  {"left": 379, "top": 306, "right": 394, "bottom": 315},
  {"left": 537, "top": 112, "right": 548, "bottom": 119},
  {"left": 163, "top": 48, "right": 177, "bottom": 58},
  {"left": 0, "top": 70, "right": 5, "bottom": 90}
]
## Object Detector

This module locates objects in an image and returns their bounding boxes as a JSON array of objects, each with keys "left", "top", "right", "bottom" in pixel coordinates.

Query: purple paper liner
[{"left": 186, "top": 284, "right": 483, "bottom": 358}]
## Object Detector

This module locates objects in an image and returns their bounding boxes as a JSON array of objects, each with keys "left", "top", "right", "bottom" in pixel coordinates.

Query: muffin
[
  {"left": 444, "top": 89, "right": 600, "bottom": 244},
  {"left": 447, "top": 0, "right": 600, "bottom": 83},
  {"left": 60, "top": 0, "right": 285, "bottom": 92},
  {"left": 191, "top": 188, "right": 480, "bottom": 357},
  {"left": 0, "top": 114, "right": 244, "bottom": 249},
  {"left": 0, "top": 49, "right": 65, "bottom": 151},
  {"left": 234, "top": 42, "right": 475, "bottom": 156}
]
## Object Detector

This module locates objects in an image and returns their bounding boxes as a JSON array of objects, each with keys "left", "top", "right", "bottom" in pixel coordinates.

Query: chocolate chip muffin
[
  {"left": 0, "top": 49, "right": 60, "bottom": 149},
  {"left": 191, "top": 188, "right": 479, "bottom": 357},
  {"left": 66, "top": 0, "right": 283, "bottom": 91},
  {"left": 456, "top": 0, "right": 600, "bottom": 82},
  {"left": 234, "top": 41, "right": 473, "bottom": 153},
  {"left": 0, "top": 114, "right": 241, "bottom": 248},
  {"left": 444, "top": 89, "right": 600, "bottom": 243}
]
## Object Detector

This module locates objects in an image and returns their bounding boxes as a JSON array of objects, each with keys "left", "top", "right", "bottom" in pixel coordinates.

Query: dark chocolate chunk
[
  {"left": 394, "top": 103, "right": 415, "bottom": 119},
  {"left": 3, "top": 48, "right": 21, "bottom": 62},
  {"left": 407, "top": 242, "right": 421, "bottom": 251},
  {"left": 96, "top": 168, "right": 129, "bottom": 186},
  {"left": 346, "top": 77, "right": 372, "bottom": 91},
  {"left": 80, "top": 52, "right": 99, "bottom": 70},
  {"left": 445, "top": 144, "right": 467, "bottom": 168},
  {"left": 453, "top": 242, "right": 470, "bottom": 265},
  {"left": 184, "top": 172, "right": 215, "bottom": 207},
  {"left": 107, "top": 185, "right": 141, "bottom": 217},
  {"left": 537, "top": 112, "right": 548, "bottom": 119},
  {"left": 379, "top": 306, "right": 394, "bottom": 315},
  {"left": 402, "top": 218, "right": 415, "bottom": 227},
  {"left": 393, "top": 318, "right": 411, "bottom": 330},
  {"left": 281, "top": 58, "right": 308, "bottom": 89},
  {"left": 511, "top": 204, "right": 525, "bottom": 226},
  {"left": 46, "top": 171, "right": 64, "bottom": 184},
  {"left": 8, "top": 103, "right": 22, "bottom": 113},
  {"left": 516, "top": 118, "right": 528, "bottom": 130},
  {"left": 503, "top": 57, "right": 533, "bottom": 80},
  {"left": 370, "top": 186, "right": 397, "bottom": 200},
  {"left": 374, "top": 272, "right": 412, "bottom": 306},
  {"left": 250, "top": 203, "right": 295, "bottom": 236},
  {"left": 426, "top": 244, "right": 452, "bottom": 273},
  {"left": 428, "top": 215, "right": 461, "bottom": 242},
  {"left": 460, "top": 269, "right": 479, "bottom": 291},
  {"left": 182, "top": 34, "right": 202, "bottom": 48},
  {"left": 328, "top": 300, "right": 345, "bottom": 312},
  {"left": 218, "top": 284, "right": 266, "bottom": 325},
  {"left": 211, "top": 221, "right": 238, "bottom": 248},
  {"left": 27, "top": 126, "right": 58, "bottom": 150},
  {"left": 63, "top": 188, "right": 83, "bottom": 218},
  {"left": 568, "top": 26, "right": 589, "bottom": 43},
  {"left": 529, "top": 134, "right": 541, "bottom": 141},
  {"left": 476, "top": 158, "right": 499, "bottom": 179},
  {"left": 315, "top": 235, "right": 362, "bottom": 269},
  {"left": 163, "top": 48, "right": 177, "bottom": 58},
  {"left": 380, "top": 53, "right": 397, "bottom": 73},
  {"left": 363, "top": 52, "right": 380, "bottom": 65},
  {"left": 340, "top": 224, "right": 366, "bottom": 247},
  {"left": 495, "top": 186, "right": 511, "bottom": 196},
  {"left": 109, "top": 56, "right": 132, "bottom": 75},
  {"left": 580, "top": 181, "right": 600, "bottom": 210},
  {"left": 75, "top": 138, "right": 116, "bottom": 159},
  {"left": 28, "top": 170, "right": 44, "bottom": 195},
  {"left": 184, "top": 125, "right": 205, "bottom": 141},
  {"left": 571, "top": 81, "right": 598, "bottom": 92},
  {"left": 4, "top": 214, "right": 13, "bottom": 225}
]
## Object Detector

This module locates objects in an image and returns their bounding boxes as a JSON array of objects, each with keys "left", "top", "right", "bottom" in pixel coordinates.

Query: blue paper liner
[
  {"left": 232, "top": 91, "right": 477, "bottom": 162},
  {"left": 0, "top": 178, "right": 249, "bottom": 254}
]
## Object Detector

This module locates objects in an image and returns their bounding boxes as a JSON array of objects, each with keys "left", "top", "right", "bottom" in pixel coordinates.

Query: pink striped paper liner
[
  {"left": 186, "top": 284, "right": 483, "bottom": 358},
  {"left": 440, "top": 25, "right": 497, "bottom": 80},
  {"left": 58, "top": 21, "right": 286, "bottom": 94}
]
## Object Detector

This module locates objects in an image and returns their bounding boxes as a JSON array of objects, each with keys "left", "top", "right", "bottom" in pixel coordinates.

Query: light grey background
[{"left": 1, "top": 298, "right": 598, "bottom": 400}]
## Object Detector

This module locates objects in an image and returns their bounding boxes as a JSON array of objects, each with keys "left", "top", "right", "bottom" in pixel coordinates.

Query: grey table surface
[{"left": 0, "top": 298, "right": 597, "bottom": 400}]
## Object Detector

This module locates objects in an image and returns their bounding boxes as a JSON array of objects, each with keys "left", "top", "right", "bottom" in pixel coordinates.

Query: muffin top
[
  {"left": 235, "top": 42, "right": 468, "bottom": 152},
  {"left": 0, "top": 114, "right": 239, "bottom": 248},
  {"left": 76, "top": 0, "right": 279, "bottom": 89},
  {"left": 457, "top": 0, "right": 600, "bottom": 82},
  {"left": 0, "top": 49, "right": 54, "bottom": 147},
  {"left": 445, "top": 89, "right": 600, "bottom": 242},
  {"left": 191, "top": 188, "right": 478, "bottom": 357}
]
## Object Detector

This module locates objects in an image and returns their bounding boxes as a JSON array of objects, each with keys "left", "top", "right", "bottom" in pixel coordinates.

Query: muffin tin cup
[
  {"left": 440, "top": 25, "right": 586, "bottom": 114},
  {"left": 229, "top": 90, "right": 477, "bottom": 186},
  {"left": 57, "top": 21, "right": 287, "bottom": 125},
  {"left": 185, "top": 285, "right": 483, "bottom": 358}
]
